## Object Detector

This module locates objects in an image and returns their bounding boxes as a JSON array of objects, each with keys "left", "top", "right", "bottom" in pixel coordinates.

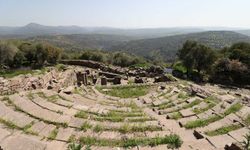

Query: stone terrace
[{"left": 0, "top": 66, "right": 249, "bottom": 150}]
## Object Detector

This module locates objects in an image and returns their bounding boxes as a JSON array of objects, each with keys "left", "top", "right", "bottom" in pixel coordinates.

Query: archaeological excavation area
[{"left": 0, "top": 61, "right": 249, "bottom": 150}]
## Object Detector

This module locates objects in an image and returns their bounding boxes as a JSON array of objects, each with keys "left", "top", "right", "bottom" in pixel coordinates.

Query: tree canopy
[
  {"left": 0, "top": 41, "right": 62, "bottom": 69},
  {"left": 177, "top": 40, "right": 250, "bottom": 85}
]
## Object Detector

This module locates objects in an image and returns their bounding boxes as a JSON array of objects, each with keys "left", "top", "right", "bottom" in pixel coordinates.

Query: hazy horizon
[{"left": 1, "top": 0, "right": 250, "bottom": 28}]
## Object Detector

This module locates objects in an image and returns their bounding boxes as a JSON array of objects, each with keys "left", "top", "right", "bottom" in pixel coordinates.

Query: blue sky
[{"left": 0, "top": 0, "right": 250, "bottom": 28}]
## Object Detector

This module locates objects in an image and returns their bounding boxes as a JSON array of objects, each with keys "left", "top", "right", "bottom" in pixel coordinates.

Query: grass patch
[
  {"left": 23, "top": 122, "right": 38, "bottom": 135},
  {"left": 205, "top": 124, "right": 242, "bottom": 136},
  {"left": 91, "top": 110, "right": 145, "bottom": 122},
  {"left": 244, "top": 115, "right": 250, "bottom": 126},
  {"left": 0, "top": 119, "right": 38, "bottom": 135},
  {"left": 93, "top": 116, "right": 124, "bottom": 122},
  {"left": 36, "top": 92, "right": 58, "bottom": 102},
  {"left": 79, "top": 134, "right": 182, "bottom": 148},
  {"left": 27, "top": 92, "right": 34, "bottom": 100},
  {"left": 118, "top": 124, "right": 162, "bottom": 134},
  {"left": 93, "top": 124, "right": 103, "bottom": 133},
  {"left": 184, "top": 102, "right": 243, "bottom": 129},
  {"left": 184, "top": 115, "right": 222, "bottom": 129},
  {"left": 158, "top": 103, "right": 175, "bottom": 110},
  {"left": 193, "top": 98, "right": 216, "bottom": 114},
  {"left": 169, "top": 112, "right": 182, "bottom": 120},
  {"left": 224, "top": 103, "right": 242, "bottom": 116},
  {"left": 182, "top": 99, "right": 201, "bottom": 109},
  {"left": 127, "top": 117, "right": 154, "bottom": 122},
  {"left": 48, "top": 127, "right": 59, "bottom": 140},
  {"left": 0, "top": 118, "right": 19, "bottom": 129},
  {"left": 97, "top": 85, "right": 151, "bottom": 98},
  {"left": 0, "top": 68, "right": 47, "bottom": 78},
  {"left": 1, "top": 97, "right": 13, "bottom": 106},
  {"left": 80, "top": 122, "right": 92, "bottom": 132},
  {"left": 55, "top": 64, "right": 66, "bottom": 71},
  {"left": 75, "top": 111, "right": 89, "bottom": 119},
  {"left": 178, "top": 92, "right": 189, "bottom": 99}
]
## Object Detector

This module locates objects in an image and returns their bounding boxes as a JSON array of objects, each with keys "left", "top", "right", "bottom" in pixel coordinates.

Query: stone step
[
  {"left": 32, "top": 95, "right": 77, "bottom": 115},
  {"left": 1, "top": 134, "right": 47, "bottom": 150},
  {"left": 56, "top": 127, "right": 75, "bottom": 142},
  {"left": 228, "top": 127, "right": 250, "bottom": 142},
  {"left": 0, "top": 101, "right": 35, "bottom": 128},
  {"left": 206, "top": 134, "right": 236, "bottom": 149},
  {"left": 29, "top": 121, "right": 56, "bottom": 137},
  {"left": 0, "top": 127, "right": 12, "bottom": 142},
  {"left": 9, "top": 94, "right": 70, "bottom": 125},
  {"left": 45, "top": 141, "right": 67, "bottom": 150}
]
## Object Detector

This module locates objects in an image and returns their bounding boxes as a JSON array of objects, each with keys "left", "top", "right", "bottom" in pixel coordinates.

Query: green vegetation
[
  {"left": 182, "top": 99, "right": 201, "bottom": 109},
  {"left": 185, "top": 102, "right": 243, "bottom": 129},
  {"left": 173, "top": 61, "right": 187, "bottom": 74},
  {"left": 158, "top": 102, "right": 174, "bottom": 110},
  {"left": 177, "top": 92, "right": 189, "bottom": 99},
  {"left": 0, "top": 68, "right": 46, "bottom": 78},
  {"left": 0, "top": 41, "right": 62, "bottom": 71},
  {"left": 118, "top": 124, "right": 161, "bottom": 134},
  {"left": 92, "top": 123, "right": 161, "bottom": 133},
  {"left": 244, "top": 115, "right": 250, "bottom": 126},
  {"left": 75, "top": 49, "right": 148, "bottom": 67},
  {"left": 178, "top": 40, "right": 217, "bottom": 77},
  {"left": 224, "top": 103, "right": 242, "bottom": 116},
  {"left": 48, "top": 128, "right": 59, "bottom": 140},
  {"left": 0, "top": 118, "right": 19, "bottom": 129},
  {"left": 80, "top": 122, "right": 92, "bottom": 132},
  {"left": 111, "top": 31, "right": 250, "bottom": 63},
  {"left": 75, "top": 111, "right": 89, "bottom": 119},
  {"left": 68, "top": 142, "right": 83, "bottom": 150},
  {"left": 169, "top": 112, "right": 182, "bottom": 120},
  {"left": 192, "top": 96, "right": 219, "bottom": 114},
  {"left": 127, "top": 117, "right": 154, "bottom": 122},
  {"left": 177, "top": 40, "right": 250, "bottom": 85},
  {"left": 55, "top": 64, "right": 66, "bottom": 71},
  {"left": 0, "top": 118, "right": 37, "bottom": 135},
  {"left": 205, "top": 124, "right": 242, "bottom": 136},
  {"left": 184, "top": 115, "right": 222, "bottom": 129},
  {"left": 97, "top": 85, "right": 151, "bottom": 98},
  {"left": 93, "top": 124, "right": 103, "bottom": 133},
  {"left": 75, "top": 108, "right": 145, "bottom": 123},
  {"left": 242, "top": 133, "right": 250, "bottom": 150},
  {"left": 79, "top": 134, "right": 182, "bottom": 148}
]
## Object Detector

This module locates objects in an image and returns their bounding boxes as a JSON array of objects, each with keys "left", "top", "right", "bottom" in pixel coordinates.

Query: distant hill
[
  {"left": 27, "top": 34, "right": 136, "bottom": 51},
  {"left": 110, "top": 31, "right": 250, "bottom": 62},
  {"left": 0, "top": 23, "right": 205, "bottom": 39},
  {"left": 236, "top": 30, "right": 250, "bottom": 37}
]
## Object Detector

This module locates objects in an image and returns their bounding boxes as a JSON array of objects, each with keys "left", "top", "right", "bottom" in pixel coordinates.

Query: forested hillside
[
  {"left": 27, "top": 34, "right": 136, "bottom": 51},
  {"left": 110, "top": 31, "right": 250, "bottom": 62}
]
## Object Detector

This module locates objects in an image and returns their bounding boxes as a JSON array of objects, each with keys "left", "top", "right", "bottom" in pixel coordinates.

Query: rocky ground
[{"left": 0, "top": 65, "right": 249, "bottom": 150}]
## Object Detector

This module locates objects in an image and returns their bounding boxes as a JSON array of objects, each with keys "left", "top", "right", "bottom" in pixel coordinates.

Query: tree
[
  {"left": 227, "top": 42, "right": 250, "bottom": 67},
  {"left": 13, "top": 51, "right": 25, "bottom": 68},
  {"left": 34, "top": 43, "right": 49, "bottom": 67},
  {"left": 19, "top": 43, "right": 36, "bottom": 65},
  {"left": 193, "top": 44, "right": 217, "bottom": 74},
  {"left": 46, "top": 44, "right": 62, "bottom": 64},
  {"left": 211, "top": 58, "right": 249, "bottom": 85},
  {"left": 0, "top": 42, "right": 18, "bottom": 68},
  {"left": 178, "top": 41, "right": 217, "bottom": 77}
]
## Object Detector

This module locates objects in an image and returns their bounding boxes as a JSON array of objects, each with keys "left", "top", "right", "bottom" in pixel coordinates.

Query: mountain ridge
[{"left": 110, "top": 31, "right": 250, "bottom": 62}]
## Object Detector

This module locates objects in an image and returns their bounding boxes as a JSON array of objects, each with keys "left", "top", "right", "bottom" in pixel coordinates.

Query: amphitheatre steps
[
  {"left": 29, "top": 121, "right": 56, "bottom": 137},
  {"left": 0, "top": 100, "right": 35, "bottom": 128},
  {"left": 1, "top": 134, "right": 47, "bottom": 150},
  {"left": 0, "top": 73, "right": 249, "bottom": 150}
]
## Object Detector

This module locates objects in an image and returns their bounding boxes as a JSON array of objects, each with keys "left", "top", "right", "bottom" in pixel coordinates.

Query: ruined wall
[
  {"left": 60, "top": 60, "right": 127, "bottom": 75},
  {"left": 0, "top": 68, "right": 77, "bottom": 95}
]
